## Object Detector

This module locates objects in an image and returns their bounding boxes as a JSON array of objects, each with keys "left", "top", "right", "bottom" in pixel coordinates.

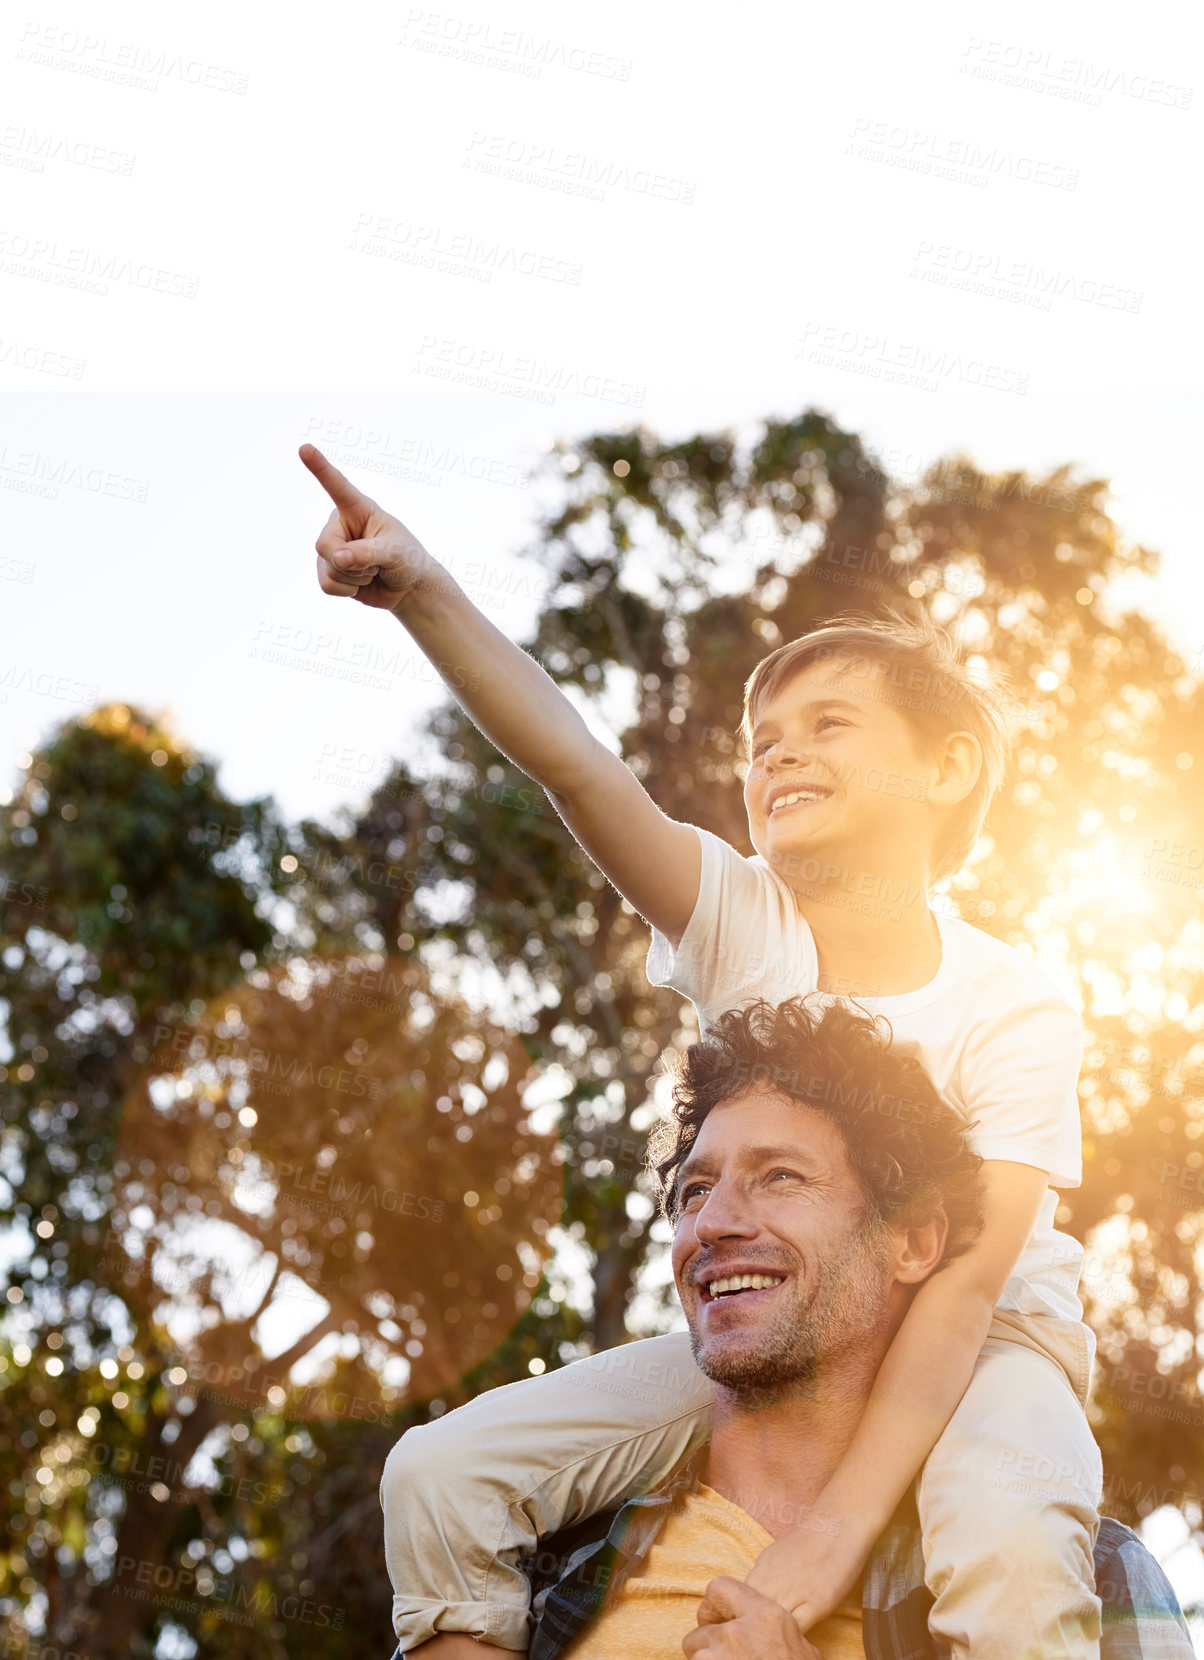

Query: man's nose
[{"left": 693, "top": 1179, "right": 760, "bottom": 1242}]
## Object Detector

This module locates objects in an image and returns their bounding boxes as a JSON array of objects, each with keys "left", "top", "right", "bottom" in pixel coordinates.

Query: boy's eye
[{"left": 815, "top": 715, "right": 847, "bottom": 732}]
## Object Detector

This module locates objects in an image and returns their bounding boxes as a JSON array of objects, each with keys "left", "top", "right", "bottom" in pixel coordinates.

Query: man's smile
[
  {"left": 695, "top": 1263, "right": 790, "bottom": 1306},
  {"left": 707, "top": 1273, "right": 784, "bottom": 1296}
]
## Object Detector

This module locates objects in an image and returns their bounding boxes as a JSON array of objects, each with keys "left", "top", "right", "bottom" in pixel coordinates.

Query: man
[{"left": 387, "top": 999, "right": 1191, "bottom": 1659}]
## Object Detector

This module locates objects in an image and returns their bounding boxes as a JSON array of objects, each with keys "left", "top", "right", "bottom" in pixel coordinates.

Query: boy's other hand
[{"left": 300, "top": 443, "right": 440, "bottom": 612}]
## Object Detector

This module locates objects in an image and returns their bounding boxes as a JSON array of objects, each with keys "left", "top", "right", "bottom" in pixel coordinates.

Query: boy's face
[{"left": 742, "top": 655, "right": 941, "bottom": 881}]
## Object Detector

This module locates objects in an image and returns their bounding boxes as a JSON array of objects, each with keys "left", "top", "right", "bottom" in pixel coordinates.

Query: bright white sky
[{"left": 0, "top": 0, "right": 1201, "bottom": 824}]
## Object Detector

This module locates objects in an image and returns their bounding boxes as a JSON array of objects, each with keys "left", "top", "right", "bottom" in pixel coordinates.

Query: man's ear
[
  {"left": 893, "top": 1208, "right": 948, "bottom": 1285},
  {"left": 927, "top": 731, "right": 982, "bottom": 810}
]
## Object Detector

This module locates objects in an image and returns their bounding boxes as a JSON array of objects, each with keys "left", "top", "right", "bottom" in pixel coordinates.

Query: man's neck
[{"left": 701, "top": 1359, "right": 879, "bottom": 1540}]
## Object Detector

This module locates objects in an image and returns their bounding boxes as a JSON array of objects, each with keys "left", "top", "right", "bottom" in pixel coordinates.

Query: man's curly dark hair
[{"left": 648, "top": 997, "right": 985, "bottom": 1263}]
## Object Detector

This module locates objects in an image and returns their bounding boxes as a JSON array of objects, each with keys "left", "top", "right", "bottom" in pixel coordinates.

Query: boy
[{"left": 300, "top": 445, "right": 1102, "bottom": 1658}]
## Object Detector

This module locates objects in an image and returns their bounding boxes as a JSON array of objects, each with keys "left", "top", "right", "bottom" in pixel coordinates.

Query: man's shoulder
[{"left": 865, "top": 1504, "right": 1193, "bottom": 1659}]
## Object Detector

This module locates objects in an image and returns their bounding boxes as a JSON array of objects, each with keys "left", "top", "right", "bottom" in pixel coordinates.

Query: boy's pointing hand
[{"left": 300, "top": 443, "right": 439, "bottom": 612}]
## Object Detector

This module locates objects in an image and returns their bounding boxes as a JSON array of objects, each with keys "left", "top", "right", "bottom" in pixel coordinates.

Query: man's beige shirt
[{"left": 568, "top": 1481, "right": 865, "bottom": 1659}]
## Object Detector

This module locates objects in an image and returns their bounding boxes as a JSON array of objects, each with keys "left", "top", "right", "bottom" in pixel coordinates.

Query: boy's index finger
[{"left": 298, "top": 443, "right": 374, "bottom": 513}]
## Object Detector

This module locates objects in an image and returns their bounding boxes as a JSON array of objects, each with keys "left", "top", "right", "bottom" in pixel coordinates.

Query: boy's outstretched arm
[
  {"left": 300, "top": 444, "right": 701, "bottom": 946},
  {"left": 738, "top": 1160, "right": 1051, "bottom": 1631}
]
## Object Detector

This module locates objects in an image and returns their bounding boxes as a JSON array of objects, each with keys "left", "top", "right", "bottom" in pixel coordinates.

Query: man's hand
[
  {"left": 300, "top": 443, "right": 440, "bottom": 612},
  {"left": 683, "top": 1578, "right": 821, "bottom": 1657},
  {"left": 742, "top": 1517, "right": 868, "bottom": 1633}
]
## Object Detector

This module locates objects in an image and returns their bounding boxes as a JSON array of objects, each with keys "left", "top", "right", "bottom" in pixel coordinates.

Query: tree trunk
[
  {"left": 591, "top": 1235, "right": 638, "bottom": 1353},
  {"left": 60, "top": 1395, "right": 224, "bottom": 1657}
]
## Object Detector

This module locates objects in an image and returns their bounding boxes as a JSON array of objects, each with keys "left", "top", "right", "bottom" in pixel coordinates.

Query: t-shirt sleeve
[
  {"left": 958, "top": 987, "right": 1084, "bottom": 1188},
  {"left": 646, "top": 826, "right": 811, "bottom": 1025}
]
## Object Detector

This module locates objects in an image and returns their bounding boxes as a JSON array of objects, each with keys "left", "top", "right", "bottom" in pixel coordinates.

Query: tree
[
  {"left": 1, "top": 703, "right": 287, "bottom": 1651},
  {"left": 0, "top": 710, "right": 563, "bottom": 1655}
]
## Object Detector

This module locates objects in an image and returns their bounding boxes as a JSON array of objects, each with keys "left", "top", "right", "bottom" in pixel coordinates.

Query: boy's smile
[{"left": 766, "top": 779, "right": 834, "bottom": 816}]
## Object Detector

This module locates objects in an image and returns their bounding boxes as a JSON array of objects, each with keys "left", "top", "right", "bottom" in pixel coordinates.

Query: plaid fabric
[
  {"left": 518, "top": 1449, "right": 1195, "bottom": 1660},
  {"left": 1093, "top": 1519, "right": 1197, "bottom": 1660},
  {"left": 526, "top": 1448, "right": 707, "bottom": 1660}
]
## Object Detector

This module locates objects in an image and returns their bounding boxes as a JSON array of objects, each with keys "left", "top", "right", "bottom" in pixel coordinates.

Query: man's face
[
  {"left": 671, "top": 1087, "right": 895, "bottom": 1396},
  {"left": 742, "top": 656, "right": 941, "bottom": 881}
]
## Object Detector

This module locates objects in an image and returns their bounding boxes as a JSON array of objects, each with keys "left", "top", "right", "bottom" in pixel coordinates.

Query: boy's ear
[{"left": 927, "top": 731, "right": 982, "bottom": 809}]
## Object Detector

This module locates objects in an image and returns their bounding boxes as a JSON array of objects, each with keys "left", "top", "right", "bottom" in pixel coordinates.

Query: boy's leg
[
  {"left": 380, "top": 1330, "right": 713, "bottom": 1653},
  {"left": 916, "top": 1330, "right": 1103, "bottom": 1660}
]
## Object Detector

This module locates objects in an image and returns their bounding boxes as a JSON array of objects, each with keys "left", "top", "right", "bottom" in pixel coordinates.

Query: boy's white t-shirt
[{"left": 646, "top": 827, "right": 1086, "bottom": 1324}]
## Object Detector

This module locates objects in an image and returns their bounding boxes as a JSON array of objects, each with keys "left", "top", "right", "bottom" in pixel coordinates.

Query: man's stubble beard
[{"left": 688, "top": 1217, "right": 893, "bottom": 1402}]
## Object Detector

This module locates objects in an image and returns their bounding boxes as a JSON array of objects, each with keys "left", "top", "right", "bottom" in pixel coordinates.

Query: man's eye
[
  {"left": 768, "top": 1169, "right": 805, "bottom": 1185},
  {"left": 680, "top": 1182, "right": 710, "bottom": 1204}
]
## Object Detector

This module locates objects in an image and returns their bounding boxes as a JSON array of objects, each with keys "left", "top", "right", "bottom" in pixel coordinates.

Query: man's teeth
[
  {"left": 770, "top": 789, "right": 827, "bottom": 813},
  {"left": 707, "top": 1274, "right": 784, "bottom": 1297}
]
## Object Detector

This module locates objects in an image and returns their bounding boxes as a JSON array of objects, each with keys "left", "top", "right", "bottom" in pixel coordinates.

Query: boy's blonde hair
[{"left": 741, "top": 611, "right": 1014, "bottom": 883}]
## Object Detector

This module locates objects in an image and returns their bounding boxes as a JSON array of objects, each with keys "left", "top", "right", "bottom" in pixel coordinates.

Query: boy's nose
[{"left": 766, "top": 738, "right": 806, "bottom": 769}]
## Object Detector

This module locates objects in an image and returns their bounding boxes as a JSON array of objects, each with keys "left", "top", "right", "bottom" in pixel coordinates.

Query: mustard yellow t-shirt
[{"left": 568, "top": 1482, "right": 865, "bottom": 1659}]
